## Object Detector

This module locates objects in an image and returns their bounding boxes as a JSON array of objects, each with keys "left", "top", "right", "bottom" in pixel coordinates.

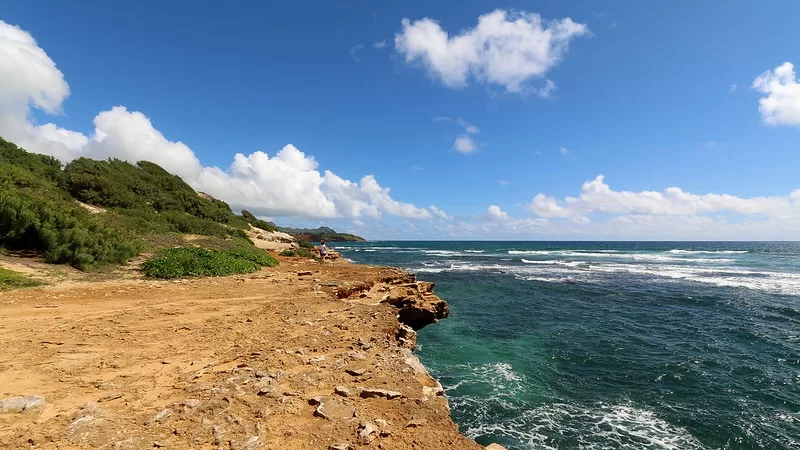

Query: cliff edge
[{"left": 0, "top": 259, "right": 487, "bottom": 449}]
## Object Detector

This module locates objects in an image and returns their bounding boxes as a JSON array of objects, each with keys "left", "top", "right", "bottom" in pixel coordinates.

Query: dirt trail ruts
[{"left": 0, "top": 258, "right": 483, "bottom": 449}]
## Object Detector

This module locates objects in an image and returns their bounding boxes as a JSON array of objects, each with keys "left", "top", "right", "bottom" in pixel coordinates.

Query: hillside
[
  {"left": 0, "top": 137, "right": 360, "bottom": 271},
  {"left": 274, "top": 225, "right": 366, "bottom": 242}
]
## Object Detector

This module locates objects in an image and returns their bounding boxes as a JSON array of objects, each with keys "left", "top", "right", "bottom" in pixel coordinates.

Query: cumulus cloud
[
  {"left": 752, "top": 62, "right": 800, "bottom": 126},
  {"left": 394, "top": 10, "right": 589, "bottom": 92},
  {"left": 453, "top": 135, "right": 478, "bottom": 154},
  {"left": 527, "top": 175, "right": 800, "bottom": 220},
  {"left": 373, "top": 40, "right": 387, "bottom": 49},
  {"left": 487, "top": 205, "right": 509, "bottom": 220},
  {"left": 0, "top": 20, "right": 446, "bottom": 222},
  {"left": 435, "top": 116, "right": 480, "bottom": 154}
]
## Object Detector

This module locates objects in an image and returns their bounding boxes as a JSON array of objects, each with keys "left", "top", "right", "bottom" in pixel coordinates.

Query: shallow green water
[{"left": 338, "top": 242, "right": 800, "bottom": 449}]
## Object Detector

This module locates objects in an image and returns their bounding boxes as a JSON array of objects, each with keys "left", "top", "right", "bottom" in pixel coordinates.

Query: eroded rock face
[{"left": 382, "top": 281, "right": 450, "bottom": 330}]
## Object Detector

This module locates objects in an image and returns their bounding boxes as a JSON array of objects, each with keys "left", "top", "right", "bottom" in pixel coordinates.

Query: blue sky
[{"left": 1, "top": 1, "right": 799, "bottom": 239}]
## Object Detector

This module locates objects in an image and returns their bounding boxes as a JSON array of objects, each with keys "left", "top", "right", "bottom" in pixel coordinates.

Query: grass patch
[
  {"left": 141, "top": 246, "right": 278, "bottom": 279},
  {"left": 0, "top": 267, "right": 44, "bottom": 291}
]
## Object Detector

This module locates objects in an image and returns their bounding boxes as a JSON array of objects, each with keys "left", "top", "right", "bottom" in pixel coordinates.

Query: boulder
[{"left": 0, "top": 395, "right": 45, "bottom": 414}]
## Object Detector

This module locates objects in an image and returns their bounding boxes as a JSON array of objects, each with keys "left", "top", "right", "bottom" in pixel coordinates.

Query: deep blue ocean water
[{"left": 336, "top": 242, "right": 800, "bottom": 449}]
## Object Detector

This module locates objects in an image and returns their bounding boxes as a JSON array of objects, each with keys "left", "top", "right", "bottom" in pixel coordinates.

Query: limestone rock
[
  {"left": 0, "top": 395, "right": 45, "bottom": 414},
  {"left": 357, "top": 421, "right": 377, "bottom": 445},
  {"left": 485, "top": 445, "right": 507, "bottom": 450},
  {"left": 145, "top": 408, "right": 172, "bottom": 425},
  {"left": 334, "top": 386, "right": 351, "bottom": 397},
  {"left": 240, "top": 436, "right": 263, "bottom": 450},
  {"left": 313, "top": 398, "right": 355, "bottom": 420},
  {"left": 345, "top": 368, "right": 365, "bottom": 376},
  {"left": 380, "top": 281, "right": 449, "bottom": 330},
  {"left": 359, "top": 388, "right": 402, "bottom": 400}
]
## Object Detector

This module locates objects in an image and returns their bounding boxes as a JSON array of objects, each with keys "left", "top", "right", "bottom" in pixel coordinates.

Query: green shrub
[
  {"left": 225, "top": 246, "right": 279, "bottom": 267},
  {"left": 297, "top": 240, "right": 314, "bottom": 249},
  {"left": 279, "top": 248, "right": 315, "bottom": 258},
  {"left": 0, "top": 267, "right": 44, "bottom": 291},
  {"left": 0, "top": 189, "right": 140, "bottom": 269},
  {"left": 141, "top": 246, "right": 278, "bottom": 279}
]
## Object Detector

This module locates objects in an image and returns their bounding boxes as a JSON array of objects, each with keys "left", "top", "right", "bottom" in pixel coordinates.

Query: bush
[
  {"left": 141, "top": 246, "right": 278, "bottom": 279},
  {"left": 279, "top": 248, "right": 315, "bottom": 258},
  {"left": 297, "top": 240, "right": 314, "bottom": 249},
  {"left": 0, "top": 189, "right": 140, "bottom": 269}
]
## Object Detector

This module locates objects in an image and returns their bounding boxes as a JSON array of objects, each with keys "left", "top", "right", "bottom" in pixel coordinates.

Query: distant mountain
[{"left": 271, "top": 225, "right": 365, "bottom": 242}]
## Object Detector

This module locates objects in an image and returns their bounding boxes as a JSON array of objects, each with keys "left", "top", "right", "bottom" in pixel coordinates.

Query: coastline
[{"left": 0, "top": 256, "right": 494, "bottom": 449}]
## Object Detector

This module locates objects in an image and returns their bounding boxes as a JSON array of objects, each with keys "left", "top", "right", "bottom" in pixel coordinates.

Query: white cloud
[
  {"left": 537, "top": 79, "right": 556, "bottom": 98},
  {"left": 434, "top": 116, "right": 479, "bottom": 134},
  {"left": 729, "top": 84, "right": 737, "bottom": 93},
  {"left": 394, "top": 10, "right": 588, "bottom": 92},
  {"left": 559, "top": 146, "right": 575, "bottom": 159},
  {"left": 498, "top": 180, "right": 509, "bottom": 186},
  {"left": 752, "top": 62, "right": 800, "bottom": 126},
  {"left": 435, "top": 116, "right": 480, "bottom": 154},
  {"left": 487, "top": 205, "right": 509, "bottom": 220},
  {"left": 428, "top": 205, "right": 452, "bottom": 220},
  {"left": 527, "top": 175, "right": 800, "bottom": 220},
  {"left": 373, "top": 40, "right": 387, "bottom": 49},
  {"left": 0, "top": 20, "right": 447, "bottom": 222},
  {"left": 453, "top": 135, "right": 478, "bottom": 154},
  {"left": 350, "top": 44, "right": 365, "bottom": 62}
]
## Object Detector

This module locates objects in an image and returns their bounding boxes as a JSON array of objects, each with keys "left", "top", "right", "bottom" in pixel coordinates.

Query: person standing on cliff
[{"left": 319, "top": 239, "right": 328, "bottom": 263}]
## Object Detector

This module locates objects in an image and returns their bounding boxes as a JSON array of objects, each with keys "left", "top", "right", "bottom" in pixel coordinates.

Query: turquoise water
[{"left": 336, "top": 242, "right": 800, "bottom": 449}]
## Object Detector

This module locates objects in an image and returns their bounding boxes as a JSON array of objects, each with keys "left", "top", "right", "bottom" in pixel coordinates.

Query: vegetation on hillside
[
  {"left": 1, "top": 139, "right": 140, "bottom": 269},
  {"left": 1, "top": 136, "right": 363, "bottom": 275},
  {"left": 0, "top": 267, "right": 44, "bottom": 291}
]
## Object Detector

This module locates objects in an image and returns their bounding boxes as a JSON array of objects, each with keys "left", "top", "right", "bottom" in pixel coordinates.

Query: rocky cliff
[{"left": 0, "top": 258, "right": 488, "bottom": 449}]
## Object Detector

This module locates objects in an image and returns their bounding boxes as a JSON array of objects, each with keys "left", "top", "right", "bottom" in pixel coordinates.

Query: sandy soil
[{"left": 0, "top": 256, "right": 484, "bottom": 450}]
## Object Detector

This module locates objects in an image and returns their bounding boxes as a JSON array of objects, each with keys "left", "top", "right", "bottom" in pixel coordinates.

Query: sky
[{"left": 1, "top": 0, "right": 799, "bottom": 240}]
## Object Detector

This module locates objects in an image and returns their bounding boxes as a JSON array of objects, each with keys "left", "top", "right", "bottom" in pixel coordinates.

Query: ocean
[{"left": 335, "top": 242, "right": 800, "bottom": 449}]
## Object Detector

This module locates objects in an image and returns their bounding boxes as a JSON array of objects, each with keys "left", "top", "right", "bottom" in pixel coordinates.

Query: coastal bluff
[{"left": 0, "top": 258, "right": 494, "bottom": 449}]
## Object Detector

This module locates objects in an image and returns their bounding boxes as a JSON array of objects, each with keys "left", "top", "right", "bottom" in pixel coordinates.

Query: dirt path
[{"left": 0, "top": 258, "right": 483, "bottom": 449}]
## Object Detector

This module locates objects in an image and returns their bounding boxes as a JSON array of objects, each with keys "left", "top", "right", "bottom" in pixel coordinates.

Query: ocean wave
[
  {"left": 464, "top": 250, "right": 486, "bottom": 253},
  {"left": 668, "top": 249, "right": 749, "bottom": 254},
  {"left": 450, "top": 400, "right": 704, "bottom": 450},
  {"left": 509, "top": 250, "right": 734, "bottom": 263},
  {"left": 414, "top": 259, "right": 800, "bottom": 295},
  {"left": 521, "top": 259, "right": 588, "bottom": 267},
  {"left": 422, "top": 250, "right": 463, "bottom": 256},
  {"left": 517, "top": 263, "right": 800, "bottom": 295}
]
